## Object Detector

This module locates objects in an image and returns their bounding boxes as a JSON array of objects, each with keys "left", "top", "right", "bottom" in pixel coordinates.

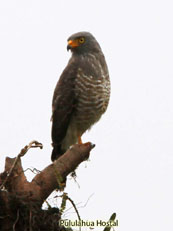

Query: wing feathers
[{"left": 51, "top": 60, "right": 77, "bottom": 159}]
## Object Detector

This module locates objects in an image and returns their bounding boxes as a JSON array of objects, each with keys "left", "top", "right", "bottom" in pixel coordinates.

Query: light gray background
[{"left": 0, "top": 1, "right": 173, "bottom": 230}]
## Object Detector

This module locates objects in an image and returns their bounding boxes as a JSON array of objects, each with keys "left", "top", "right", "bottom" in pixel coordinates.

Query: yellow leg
[
  {"left": 78, "top": 136, "right": 92, "bottom": 148},
  {"left": 78, "top": 136, "right": 83, "bottom": 144}
]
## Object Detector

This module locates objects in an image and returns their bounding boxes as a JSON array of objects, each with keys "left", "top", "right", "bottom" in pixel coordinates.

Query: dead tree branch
[
  {"left": 0, "top": 140, "right": 43, "bottom": 191},
  {"left": 0, "top": 141, "right": 95, "bottom": 231},
  {"left": 1, "top": 142, "right": 95, "bottom": 205}
]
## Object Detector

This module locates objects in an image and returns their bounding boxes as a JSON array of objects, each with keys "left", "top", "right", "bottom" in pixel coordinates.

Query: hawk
[{"left": 51, "top": 32, "right": 110, "bottom": 161}]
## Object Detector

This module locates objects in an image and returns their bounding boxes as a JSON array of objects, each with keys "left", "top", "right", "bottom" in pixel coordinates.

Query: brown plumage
[{"left": 51, "top": 32, "right": 110, "bottom": 161}]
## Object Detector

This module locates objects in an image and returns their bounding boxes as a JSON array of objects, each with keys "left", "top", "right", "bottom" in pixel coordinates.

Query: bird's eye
[{"left": 78, "top": 37, "right": 85, "bottom": 43}]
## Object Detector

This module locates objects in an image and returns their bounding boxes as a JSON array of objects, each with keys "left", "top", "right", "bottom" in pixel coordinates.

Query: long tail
[{"left": 51, "top": 144, "right": 65, "bottom": 162}]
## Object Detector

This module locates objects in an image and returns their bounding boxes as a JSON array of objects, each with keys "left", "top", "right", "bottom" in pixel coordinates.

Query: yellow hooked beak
[{"left": 67, "top": 39, "right": 79, "bottom": 50}]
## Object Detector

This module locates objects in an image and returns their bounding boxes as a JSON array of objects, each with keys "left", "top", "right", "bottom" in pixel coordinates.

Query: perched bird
[{"left": 51, "top": 31, "right": 110, "bottom": 161}]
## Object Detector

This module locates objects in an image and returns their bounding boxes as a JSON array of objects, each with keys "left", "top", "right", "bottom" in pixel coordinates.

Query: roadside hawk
[{"left": 51, "top": 31, "right": 110, "bottom": 161}]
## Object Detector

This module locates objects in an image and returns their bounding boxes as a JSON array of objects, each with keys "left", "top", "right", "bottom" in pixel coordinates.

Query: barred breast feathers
[{"left": 74, "top": 52, "right": 110, "bottom": 119}]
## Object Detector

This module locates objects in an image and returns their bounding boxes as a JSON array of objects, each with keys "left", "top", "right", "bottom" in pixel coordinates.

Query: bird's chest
[
  {"left": 73, "top": 63, "right": 110, "bottom": 131},
  {"left": 75, "top": 73, "right": 107, "bottom": 107}
]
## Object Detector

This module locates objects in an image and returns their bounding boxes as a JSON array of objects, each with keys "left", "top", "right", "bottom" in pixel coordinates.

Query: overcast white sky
[{"left": 0, "top": 0, "right": 173, "bottom": 230}]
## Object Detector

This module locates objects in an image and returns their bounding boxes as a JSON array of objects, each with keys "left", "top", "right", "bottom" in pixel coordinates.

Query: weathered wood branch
[
  {"left": 0, "top": 142, "right": 95, "bottom": 230},
  {"left": 1, "top": 142, "right": 95, "bottom": 205}
]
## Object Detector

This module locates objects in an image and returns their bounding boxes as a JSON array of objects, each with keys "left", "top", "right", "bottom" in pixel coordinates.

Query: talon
[{"left": 84, "top": 142, "right": 95, "bottom": 149}]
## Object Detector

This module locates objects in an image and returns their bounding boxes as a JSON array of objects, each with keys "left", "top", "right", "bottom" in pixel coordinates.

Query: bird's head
[{"left": 67, "top": 31, "right": 101, "bottom": 54}]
